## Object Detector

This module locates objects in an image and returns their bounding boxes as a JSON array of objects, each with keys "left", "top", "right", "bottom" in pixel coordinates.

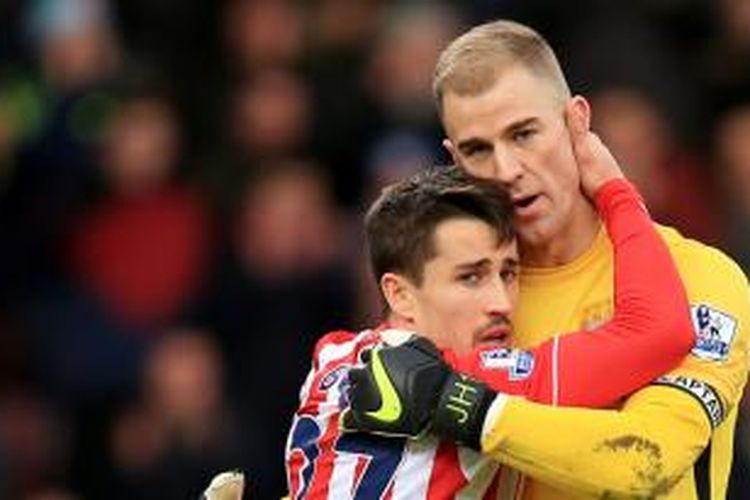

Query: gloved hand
[{"left": 341, "top": 332, "right": 496, "bottom": 449}]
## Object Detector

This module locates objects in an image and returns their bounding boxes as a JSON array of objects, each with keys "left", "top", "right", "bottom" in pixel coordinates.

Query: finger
[
  {"left": 347, "top": 367, "right": 380, "bottom": 411},
  {"left": 348, "top": 366, "right": 367, "bottom": 390},
  {"left": 588, "top": 132, "right": 621, "bottom": 173},
  {"left": 354, "top": 365, "right": 386, "bottom": 414}
]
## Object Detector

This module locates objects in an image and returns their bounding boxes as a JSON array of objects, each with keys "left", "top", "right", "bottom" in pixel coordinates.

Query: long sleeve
[
  {"left": 481, "top": 386, "right": 711, "bottom": 497},
  {"left": 453, "top": 179, "right": 694, "bottom": 407}
]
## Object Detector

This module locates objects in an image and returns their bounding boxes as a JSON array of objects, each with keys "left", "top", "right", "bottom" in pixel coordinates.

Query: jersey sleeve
[
  {"left": 480, "top": 387, "right": 711, "bottom": 497},
  {"left": 477, "top": 247, "right": 750, "bottom": 496},
  {"left": 453, "top": 179, "right": 694, "bottom": 407},
  {"left": 655, "top": 246, "right": 750, "bottom": 430},
  {"left": 286, "top": 330, "right": 415, "bottom": 499},
  {"left": 286, "top": 330, "right": 367, "bottom": 498}
]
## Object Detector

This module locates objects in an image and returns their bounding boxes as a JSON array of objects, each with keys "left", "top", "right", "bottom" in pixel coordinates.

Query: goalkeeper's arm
[{"left": 341, "top": 335, "right": 733, "bottom": 496}]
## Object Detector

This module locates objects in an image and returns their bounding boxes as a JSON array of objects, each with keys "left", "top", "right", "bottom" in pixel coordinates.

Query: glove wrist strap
[{"left": 433, "top": 372, "right": 495, "bottom": 450}]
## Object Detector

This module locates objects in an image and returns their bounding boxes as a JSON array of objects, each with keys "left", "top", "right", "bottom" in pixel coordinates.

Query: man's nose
[
  {"left": 484, "top": 280, "right": 514, "bottom": 316},
  {"left": 492, "top": 147, "right": 524, "bottom": 185}
]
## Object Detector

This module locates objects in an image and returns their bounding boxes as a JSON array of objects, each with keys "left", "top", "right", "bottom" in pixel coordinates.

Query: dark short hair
[{"left": 365, "top": 165, "right": 515, "bottom": 290}]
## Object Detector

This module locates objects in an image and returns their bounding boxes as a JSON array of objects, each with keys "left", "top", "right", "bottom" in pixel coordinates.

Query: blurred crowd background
[{"left": 1, "top": 0, "right": 750, "bottom": 498}]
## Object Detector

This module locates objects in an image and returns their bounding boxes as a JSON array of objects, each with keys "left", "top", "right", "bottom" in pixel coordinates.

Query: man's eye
[
  {"left": 500, "top": 268, "right": 518, "bottom": 283},
  {"left": 512, "top": 128, "right": 536, "bottom": 143},
  {"left": 462, "top": 144, "right": 491, "bottom": 157},
  {"left": 459, "top": 272, "right": 481, "bottom": 285}
]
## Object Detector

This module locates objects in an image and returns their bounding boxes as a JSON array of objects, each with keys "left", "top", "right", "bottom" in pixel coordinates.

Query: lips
[
  {"left": 513, "top": 195, "right": 536, "bottom": 207},
  {"left": 512, "top": 194, "right": 541, "bottom": 217},
  {"left": 513, "top": 194, "right": 539, "bottom": 208},
  {"left": 477, "top": 324, "right": 512, "bottom": 347}
]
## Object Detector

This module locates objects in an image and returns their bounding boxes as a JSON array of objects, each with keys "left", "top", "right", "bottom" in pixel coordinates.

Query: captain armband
[{"left": 652, "top": 375, "right": 725, "bottom": 429}]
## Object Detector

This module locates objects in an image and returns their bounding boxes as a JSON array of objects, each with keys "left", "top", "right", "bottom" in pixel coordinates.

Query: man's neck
[
  {"left": 386, "top": 315, "right": 413, "bottom": 332},
  {"left": 520, "top": 200, "right": 601, "bottom": 268}
]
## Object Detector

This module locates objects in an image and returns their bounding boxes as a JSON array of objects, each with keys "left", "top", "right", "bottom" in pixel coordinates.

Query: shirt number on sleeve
[
  {"left": 334, "top": 433, "right": 406, "bottom": 499},
  {"left": 287, "top": 416, "right": 321, "bottom": 499}
]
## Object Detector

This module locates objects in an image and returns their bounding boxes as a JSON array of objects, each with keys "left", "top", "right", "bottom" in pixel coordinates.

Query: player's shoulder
[
  {"left": 296, "top": 329, "right": 378, "bottom": 416},
  {"left": 658, "top": 225, "right": 750, "bottom": 352},
  {"left": 312, "top": 328, "right": 380, "bottom": 371},
  {"left": 658, "top": 225, "right": 748, "bottom": 284},
  {"left": 314, "top": 329, "right": 358, "bottom": 356}
]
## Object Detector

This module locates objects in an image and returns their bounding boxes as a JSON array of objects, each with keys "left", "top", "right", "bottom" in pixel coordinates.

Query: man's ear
[
  {"left": 381, "top": 272, "right": 417, "bottom": 321},
  {"left": 443, "top": 138, "right": 460, "bottom": 165},
  {"left": 565, "top": 95, "right": 591, "bottom": 133}
]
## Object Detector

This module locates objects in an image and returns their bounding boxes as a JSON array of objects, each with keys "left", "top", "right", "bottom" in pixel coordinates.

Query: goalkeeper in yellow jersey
[{"left": 347, "top": 19, "right": 750, "bottom": 499}]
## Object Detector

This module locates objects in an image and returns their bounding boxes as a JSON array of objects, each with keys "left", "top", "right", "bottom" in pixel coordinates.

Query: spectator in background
[
  {"left": 714, "top": 103, "right": 750, "bottom": 271},
  {"left": 0, "top": 0, "right": 121, "bottom": 298},
  {"left": 195, "top": 159, "right": 357, "bottom": 498},
  {"left": 366, "top": 2, "right": 460, "bottom": 131},
  {"left": 229, "top": 70, "right": 311, "bottom": 163},
  {"left": 563, "top": 2, "right": 701, "bottom": 141},
  {"left": 0, "top": 4, "right": 133, "bottom": 496},
  {"left": 109, "top": 0, "right": 221, "bottom": 161},
  {"left": 304, "top": 0, "right": 385, "bottom": 206},
  {"left": 196, "top": 0, "right": 308, "bottom": 216},
  {"left": 0, "top": 390, "right": 71, "bottom": 499},
  {"left": 16, "top": 86, "right": 212, "bottom": 499},
  {"left": 356, "top": 2, "right": 461, "bottom": 213},
  {"left": 223, "top": 0, "right": 304, "bottom": 76},
  {"left": 106, "top": 329, "right": 244, "bottom": 499},
  {"left": 68, "top": 88, "right": 212, "bottom": 332},
  {"left": 698, "top": 0, "right": 750, "bottom": 121},
  {"left": 591, "top": 86, "right": 720, "bottom": 244},
  {"left": 202, "top": 68, "right": 313, "bottom": 221}
]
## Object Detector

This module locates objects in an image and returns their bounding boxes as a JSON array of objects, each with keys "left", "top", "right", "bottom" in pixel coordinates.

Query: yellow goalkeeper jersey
[{"left": 483, "top": 225, "right": 750, "bottom": 499}]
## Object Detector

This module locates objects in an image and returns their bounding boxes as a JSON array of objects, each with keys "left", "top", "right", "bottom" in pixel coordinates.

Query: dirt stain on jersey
[{"left": 594, "top": 435, "right": 681, "bottom": 496}]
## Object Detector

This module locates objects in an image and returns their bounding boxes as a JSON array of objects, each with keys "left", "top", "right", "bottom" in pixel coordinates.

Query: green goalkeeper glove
[{"left": 341, "top": 333, "right": 496, "bottom": 450}]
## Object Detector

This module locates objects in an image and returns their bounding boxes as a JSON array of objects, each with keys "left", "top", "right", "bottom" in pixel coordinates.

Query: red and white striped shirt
[{"left": 285, "top": 180, "right": 693, "bottom": 499}]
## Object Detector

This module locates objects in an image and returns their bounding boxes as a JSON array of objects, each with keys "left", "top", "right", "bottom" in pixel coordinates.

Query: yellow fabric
[{"left": 484, "top": 225, "right": 750, "bottom": 499}]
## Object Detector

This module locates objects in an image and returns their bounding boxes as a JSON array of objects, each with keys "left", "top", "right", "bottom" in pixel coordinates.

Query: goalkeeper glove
[{"left": 341, "top": 333, "right": 496, "bottom": 450}]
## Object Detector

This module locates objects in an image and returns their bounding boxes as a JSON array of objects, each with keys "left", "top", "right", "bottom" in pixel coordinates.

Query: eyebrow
[
  {"left": 455, "top": 258, "right": 492, "bottom": 272},
  {"left": 456, "top": 117, "right": 540, "bottom": 153},
  {"left": 504, "top": 117, "right": 539, "bottom": 137},
  {"left": 456, "top": 137, "right": 490, "bottom": 155},
  {"left": 502, "top": 257, "right": 520, "bottom": 269}
]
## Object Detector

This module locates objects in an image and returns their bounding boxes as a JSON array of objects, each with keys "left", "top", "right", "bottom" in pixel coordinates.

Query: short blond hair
[{"left": 433, "top": 20, "right": 570, "bottom": 115}]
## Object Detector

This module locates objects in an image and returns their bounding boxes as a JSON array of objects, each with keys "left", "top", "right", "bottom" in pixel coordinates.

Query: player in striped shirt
[{"left": 285, "top": 129, "right": 693, "bottom": 498}]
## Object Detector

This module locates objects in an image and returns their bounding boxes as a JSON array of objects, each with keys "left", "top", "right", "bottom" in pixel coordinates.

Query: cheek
[
  {"left": 458, "top": 155, "right": 494, "bottom": 180},
  {"left": 540, "top": 136, "right": 580, "bottom": 195},
  {"left": 422, "top": 290, "right": 476, "bottom": 350},
  {"left": 429, "top": 291, "right": 464, "bottom": 328},
  {"left": 444, "top": 294, "right": 482, "bottom": 348}
]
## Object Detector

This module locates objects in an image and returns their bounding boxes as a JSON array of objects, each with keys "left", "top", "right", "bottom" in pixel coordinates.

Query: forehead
[
  {"left": 441, "top": 65, "right": 561, "bottom": 140},
  {"left": 429, "top": 217, "right": 516, "bottom": 264}
]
